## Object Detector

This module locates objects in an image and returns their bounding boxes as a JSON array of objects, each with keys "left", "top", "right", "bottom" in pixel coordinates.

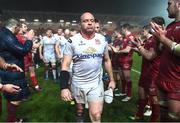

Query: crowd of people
[{"left": 0, "top": 0, "right": 179, "bottom": 122}]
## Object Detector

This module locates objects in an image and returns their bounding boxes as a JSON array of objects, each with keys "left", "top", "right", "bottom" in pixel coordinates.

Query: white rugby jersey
[
  {"left": 41, "top": 36, "right": 57, "bottom": 57},
  {"left": 64, "top": 33, "right": 108, "bottom": 88},
  {"left": 54, "top": 34, "right": 68, "bottom": 56}
]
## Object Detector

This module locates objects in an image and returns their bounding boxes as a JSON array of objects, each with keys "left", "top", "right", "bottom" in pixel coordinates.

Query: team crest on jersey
[
  {"left": 95, "top": 39, "right": 101, "bottom": 45},
  {"left": 79, "top": 40, "right": 86, "bottom": 46},
  {"left": 83, "top": 47, "right": 97, "bottom": 53}
]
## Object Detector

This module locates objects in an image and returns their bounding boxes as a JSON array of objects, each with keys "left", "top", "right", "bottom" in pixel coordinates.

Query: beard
[
  {"left": 168, "top": 13, "right": 175, "bottom": 18},
  {"left": 83, "top": 28, "right": 94, "bottom": 34},
  {"left": 167, "top": 9, "right": 175, "bottom": 18}
]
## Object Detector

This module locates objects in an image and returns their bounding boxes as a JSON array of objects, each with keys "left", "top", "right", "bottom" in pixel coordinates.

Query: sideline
[{"left": 131, "top": 69, "right": 141, "bottom": 74}]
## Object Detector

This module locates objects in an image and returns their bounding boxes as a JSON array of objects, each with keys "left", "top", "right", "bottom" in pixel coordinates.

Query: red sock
[
  {"left": 150, "top": 104, "right": 160, "bottom": 122},
  {"left": 127, "top": 81, "right": 132, "bottom": 97},
  {"left": 0, "top": 94, "right": 2, "bottom": 115},
  {"left": 135, "top": 99, "right": 147, "bottom": 117},
  {"left": 7, "top": 101, "right": 18, "bottom": 122},
  {"left": 30, "top": 75, "right": 38, "bottom": 87}
]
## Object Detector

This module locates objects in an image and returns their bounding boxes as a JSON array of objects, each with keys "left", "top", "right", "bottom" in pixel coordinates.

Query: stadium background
[{"left": 0, "top": 0, "right": 170, "bottom": 122}]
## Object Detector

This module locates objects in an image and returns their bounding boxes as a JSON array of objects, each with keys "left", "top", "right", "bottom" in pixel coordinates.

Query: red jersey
[
  {"left": 148, "top": 36, "right": 160, "bottom": 87},
  {"left": 159, "top": 21, "right": 180, "bottom": 83},
  {"left": 16, "top": 32, "right": 32, "bottom": 71},
  {"left": 16, "top": 32, "right": 26, "bottom": 44},
  {"left": 147, "top": 36, "right": 160, "bottom": 75},
  {"left": 141, "top": 36, "right": 156, "bottom": 77},
  {"left": 111, "top": 39, "right": 123, "bottom": 68},
  {"left": 119, "top": 34, "right": 134, "bottom": 63}
]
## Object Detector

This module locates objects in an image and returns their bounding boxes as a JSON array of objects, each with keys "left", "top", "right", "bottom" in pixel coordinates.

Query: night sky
[
  {"left": 0, "top": 0, "right": 172, "bottom": 23},
  {"left": 0, "top": 0, "right": 167, "bottom": 15}
]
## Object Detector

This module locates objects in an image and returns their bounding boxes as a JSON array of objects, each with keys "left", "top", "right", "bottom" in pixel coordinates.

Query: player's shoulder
[
  {"left": 68, "top": 33, "right": 81, "bottom": 43},
  {"left": 53, "top": 34, "right": 58, "bottom": 37},
  {"left": 41, "top": 36, "right": 48, "bottom": 41},
  {"left": 42, "top": 36, "right": 46, "bottom": 39},
  {"left": 95, "top": 33, "right": 106, "bottom": 39}
]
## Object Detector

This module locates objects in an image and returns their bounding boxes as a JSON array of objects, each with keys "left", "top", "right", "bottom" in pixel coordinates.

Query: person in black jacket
[
  {"left": 0, "top": 56, "right": 22, "bottom": 116},
  {"left": 0, "top": 18, "right": 39, "bottom": 122}
]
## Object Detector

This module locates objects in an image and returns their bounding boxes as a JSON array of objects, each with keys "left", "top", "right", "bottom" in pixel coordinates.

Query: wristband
[
  {"left": 171, "top": 42, "right": 177, "bottom": 53},
  {"left": 59, "top": 70, "right": 70, "bottom": 90},
  {"left": 174, "top": 43, "right": 180, "bottom": 55}
]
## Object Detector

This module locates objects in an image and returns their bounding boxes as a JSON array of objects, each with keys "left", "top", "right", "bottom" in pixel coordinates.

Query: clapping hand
[{"left": 5, "top": 63, "right": 23, "bottom": 72}]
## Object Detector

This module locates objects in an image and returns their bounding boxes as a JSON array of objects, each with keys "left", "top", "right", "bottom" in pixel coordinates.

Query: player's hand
[
  {"left": 39, "top": 55, "right": 44, "bottom": 60},
  {"left": 2, "top": 84, "right": 21, "bottom": 94},
  {"left": 150, "top": 22, "right": 167, "bottom": 41},
  {"left": 61, "top": 89, "right": 73, "bottom": 101},
  {"left": 108, "top": 80, "right": 116, "bottom": 90},
  {"left": 57, "top": 55, "right": 63, "bottom": 61},
  {"left": 108, "top": 45, "right": 118, "bottom": 53},
  {"left": 5, "top": 63, "right": 23, "bottom": 72},
  {"left": 132, "top": 37, "right": 143, "bottom": 47}
]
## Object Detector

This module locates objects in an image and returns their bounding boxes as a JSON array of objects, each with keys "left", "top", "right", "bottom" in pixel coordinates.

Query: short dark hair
[
  {"left": 151, "top": 16, "right": 165, "bottom": 26},
  {"left": 19, "top": 21, "right": 28, "bottom": 28},
  {"left": 143, "top": 25, "right": 151, "bottom": 31},
  {"left": 122, "top": 23, "right": 132, "bottom": 30},
  {"left": 95, "top": 19, "right": 99, "bottom": 23}
]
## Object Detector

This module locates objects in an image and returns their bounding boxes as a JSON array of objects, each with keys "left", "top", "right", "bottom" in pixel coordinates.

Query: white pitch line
[{"left": 131, "top": 69, "right": 141, "bottom": 74}]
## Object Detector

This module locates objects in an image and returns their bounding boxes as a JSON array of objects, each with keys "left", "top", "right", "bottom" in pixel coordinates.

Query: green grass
[{"left": 0, "top": 53, "right": 144, "bottom": 122}]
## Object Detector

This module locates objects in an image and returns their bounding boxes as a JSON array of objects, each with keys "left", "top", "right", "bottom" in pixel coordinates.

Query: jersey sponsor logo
[
  {"left": 75, "top": 47, "right": 103, "bottom": 59},
  {"left": 75, "top": 53, "right": 103, "bottom": 59}
]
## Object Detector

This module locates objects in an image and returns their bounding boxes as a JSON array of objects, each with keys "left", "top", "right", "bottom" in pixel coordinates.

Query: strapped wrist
[
  {"left": 59, "top": 70, "right": 70, "bottom": 90},
  {"left": 173, "top": 43, "right": 180, "bottom": 55},
  {"left": 171, "top": 42, "right": 178, "bottom": 54}
]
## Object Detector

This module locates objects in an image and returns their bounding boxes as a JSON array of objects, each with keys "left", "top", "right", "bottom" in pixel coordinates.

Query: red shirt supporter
[
  {"left": 159, "top": 21, "right": 180, "bottom": 83},
  {"left": 16, "top": 32, "right": 32, "bottom": 71},
  {"left": 111, "top": 39, "right": 122, "bottom": 69},
  {"left": 139, "top": 37, "right": 154, "bottom": 87},
  {"left": 16, "top": 32, "right": 26, "bottom": 44},
  {"left": 148, "top": 38, "right": 160, "bottom": 88},
  {"left": 119, "top": 34, "right": 134, "bottom": 63},
  {"left": 158, "top": 21, "right": 180, "bottom": 100}
]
